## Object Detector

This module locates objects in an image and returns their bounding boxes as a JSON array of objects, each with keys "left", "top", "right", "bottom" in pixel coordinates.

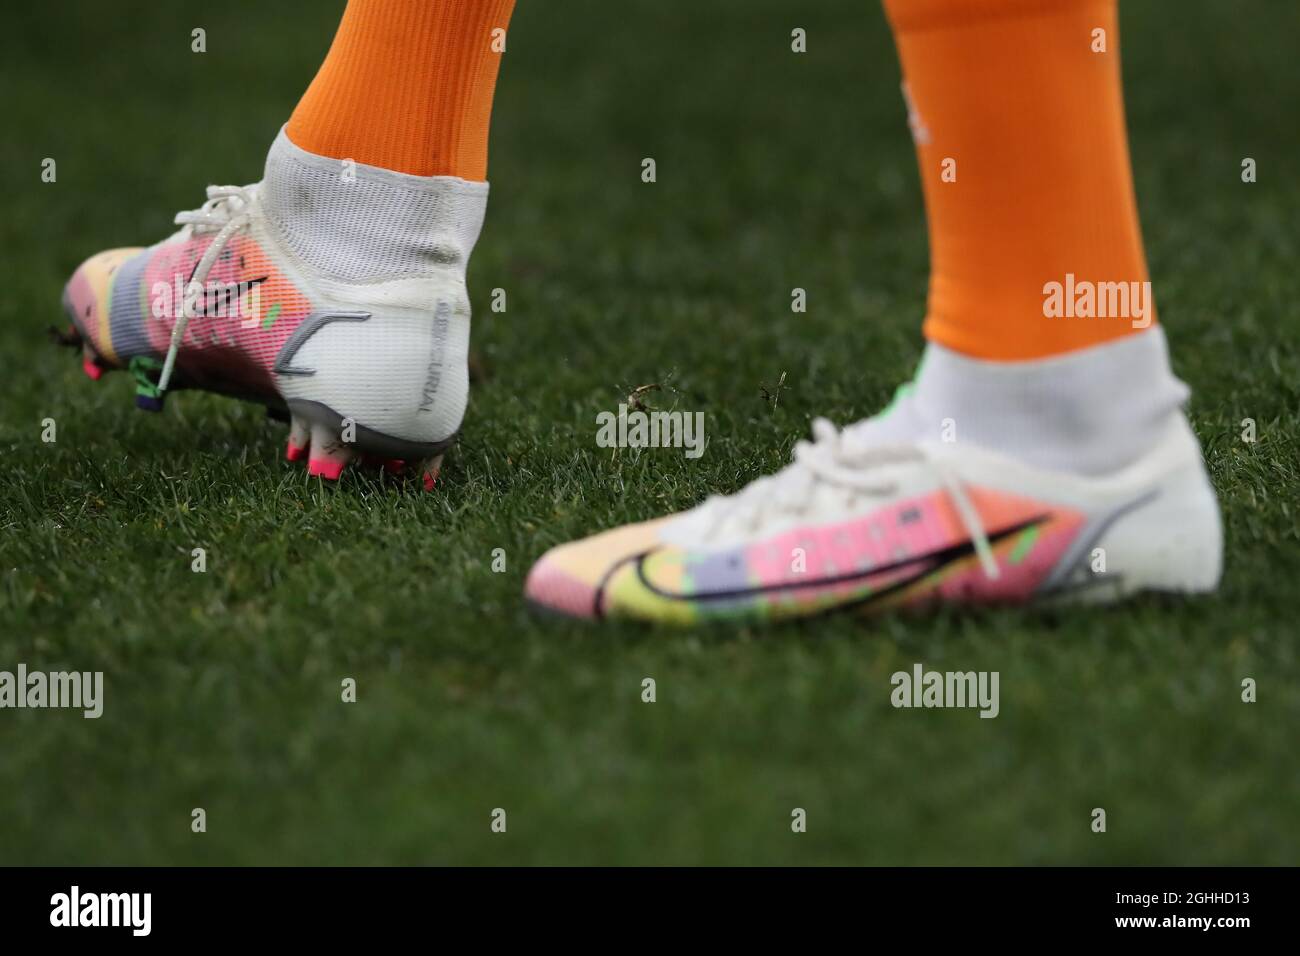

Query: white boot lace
[
  {"left": 156, "top": 184, "right": 258, "bottom": 393},
  {"left": 704, "top": 418, "right": 1000, "bottom": 579}
]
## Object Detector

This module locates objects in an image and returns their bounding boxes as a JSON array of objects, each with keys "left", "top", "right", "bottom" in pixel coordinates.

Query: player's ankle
[
  {"left": 907, "top": 328, "right": 1190, "bottom": 476},
  {"left": 261, "top": 129, "right": 489, "bottom": 287}
]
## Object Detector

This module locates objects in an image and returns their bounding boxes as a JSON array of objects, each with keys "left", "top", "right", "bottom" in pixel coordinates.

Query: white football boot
[
  {"left": 62, "top": 130, "right": 487, "bottom": 486},
  {"left": 525, "top": 330, "right": 1223, "bottom": 623}
]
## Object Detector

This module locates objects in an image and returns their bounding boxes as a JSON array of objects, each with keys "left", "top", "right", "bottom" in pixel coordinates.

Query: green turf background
[{"left": 1, "top": 1, "right": 1297, "bottom": 864}]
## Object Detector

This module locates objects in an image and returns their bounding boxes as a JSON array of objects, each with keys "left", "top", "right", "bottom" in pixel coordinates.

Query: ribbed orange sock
[
  {"left": 286, "top": 0, "right": 516, "bottom": 181},
  {"left": 884, "top": 0, "right": 1156, "bottom": 361}
]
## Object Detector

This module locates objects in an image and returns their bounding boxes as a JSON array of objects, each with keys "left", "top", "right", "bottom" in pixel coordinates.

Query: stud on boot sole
[
  {"left": 286, "top": 415, "right": 311, "bottom": 462},
  {"left": 306, "top": 423, "right": 354, "bottom": 480}
]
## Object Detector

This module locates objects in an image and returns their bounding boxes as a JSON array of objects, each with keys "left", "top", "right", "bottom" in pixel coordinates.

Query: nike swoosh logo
[
  {"left": 618, "top": 516, "right": 1047, "bottom": 613},
  {"left": 187, "top": 275, "right": 269, "bottom": 318}
]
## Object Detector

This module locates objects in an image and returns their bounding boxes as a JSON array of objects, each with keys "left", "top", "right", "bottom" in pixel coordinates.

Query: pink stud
[
  {"left": 285, "top": 441, "right": 307, "bottom": 462},
  {"left": 420, "top": 454, "right": 443, "bottom": 492},
  {"left": 308, "top": 458, "right": 347, "bottom": 480},
  {"left": 82, "top": 357, "right": 103, "bottom": 380}
]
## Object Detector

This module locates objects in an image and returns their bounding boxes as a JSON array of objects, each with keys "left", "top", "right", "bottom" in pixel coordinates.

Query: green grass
[{"left": 1, "top": 0, "right": 1298, "bottom": 865}]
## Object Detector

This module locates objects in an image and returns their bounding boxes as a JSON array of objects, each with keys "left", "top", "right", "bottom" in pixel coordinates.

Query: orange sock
[
  {"left": 884, "top": 0, "right": 1155, "bottom": 361},
  {"left": 286, "top": 0, "right": 516, "bottom": 181}
]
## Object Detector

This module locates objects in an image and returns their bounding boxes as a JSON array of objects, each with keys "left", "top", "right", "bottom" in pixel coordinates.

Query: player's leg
[
  {"left": 287, "top": 0, "right": 508, "bottom": 180},
  {"left": 61, "top": 0, "right": 515, "bottom": 484},
  {"left": 524, "top": 0, "right": 1222, "bottom": 623}
]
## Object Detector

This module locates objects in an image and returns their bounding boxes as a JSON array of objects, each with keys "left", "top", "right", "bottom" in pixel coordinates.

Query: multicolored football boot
[
  {"left": 60, "top": 130, "right": 489, "bottom": 485},
  {"left": 525, "top": 411, "right": 1222, "bottom": 624}
]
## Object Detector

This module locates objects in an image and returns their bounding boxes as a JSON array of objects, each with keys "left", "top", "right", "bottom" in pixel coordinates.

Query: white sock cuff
[
  {"left": 911, "top": 328, "right": 1191, "bottom": 475},
  {"left": 260, "top": 128, "right": 489, "bottom": 284}
]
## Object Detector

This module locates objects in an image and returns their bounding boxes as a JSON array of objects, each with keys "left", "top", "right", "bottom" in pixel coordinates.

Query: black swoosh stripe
[
  {"left": 592, "top": 552, "right": 645, "bottom": 620},
  {"left": 623, "top": 516, "right": 1048, "bottom": 607},
  {"left": 188, "top": 275, "right": 269, "bottom": 318}
]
